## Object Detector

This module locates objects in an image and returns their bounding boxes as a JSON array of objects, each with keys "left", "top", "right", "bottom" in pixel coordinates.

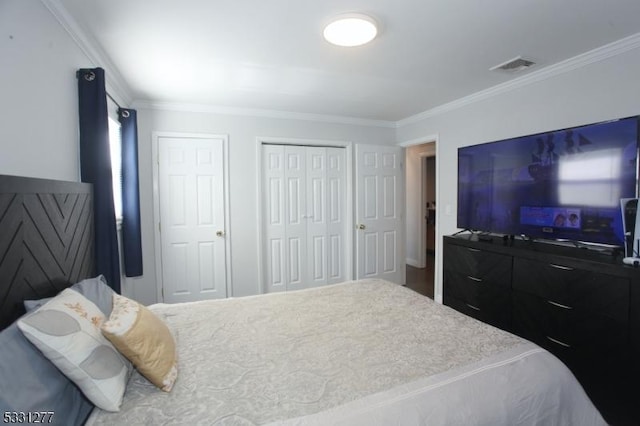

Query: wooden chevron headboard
[{"left": 0, "top": 175, "right": 94, "bottom": 330}]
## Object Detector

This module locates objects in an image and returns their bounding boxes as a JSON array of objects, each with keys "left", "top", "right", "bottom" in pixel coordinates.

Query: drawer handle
[
  {"left": 467, "top": 248, "right": 481, "bottom": 252},
  {"left": 465, "top": 303, "right": 481, "bottom": 311},
  {"left": 549, "top": 263, "right": 574, "bottom": 271},
  {"left": 547, "top": 300, "right": 573, "bottom": 310},
  {"left": 466, "top": 276, "right": 483, "bottom": 283},
  {"left": 546, "top": 336, "right": 571, "bottom": 348}
]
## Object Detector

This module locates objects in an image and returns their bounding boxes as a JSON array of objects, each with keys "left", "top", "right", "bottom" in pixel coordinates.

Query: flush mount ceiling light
[{"left": 323, "top": 13, "right": 378, "bottom": 47}]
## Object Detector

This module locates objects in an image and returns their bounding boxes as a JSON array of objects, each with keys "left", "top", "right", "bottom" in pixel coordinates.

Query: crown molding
[
  {"left": 40, "top": 0, "right": 133, "bottom": 106},
  {"left": 397, "top": 32, "right": 640, "bottom": 128},
  {"left": 132, "top": 100, "right": 397, "bottom": 128}
]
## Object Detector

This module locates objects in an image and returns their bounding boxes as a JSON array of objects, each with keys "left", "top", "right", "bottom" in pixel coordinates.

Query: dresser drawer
[
  {"left": 444, "top": 270, "right": 511, "bottom": 329},
  {"left": 512, "top": 290, "right": 627, "bottom": 366},
  {"left": 443, "top": 243, "right": 512, "bottom": 287},
  {"left": 445, "top": 270, "right": 503, "bottom": 304},
  {"left": 445, "top": 293, "right": 511, "bottom": 330},
  {"left": 512, "top": 258, "right": 629, "bottom": 321}
]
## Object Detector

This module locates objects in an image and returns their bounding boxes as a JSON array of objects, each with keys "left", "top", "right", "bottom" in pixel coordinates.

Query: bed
[{"left": 0, "top": 175, "right": 606, "bottom": 425}]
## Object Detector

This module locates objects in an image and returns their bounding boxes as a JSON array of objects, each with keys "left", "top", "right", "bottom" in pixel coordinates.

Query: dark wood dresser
[{"left": 443, "top": 234, "right": 640, "bottom": 425}]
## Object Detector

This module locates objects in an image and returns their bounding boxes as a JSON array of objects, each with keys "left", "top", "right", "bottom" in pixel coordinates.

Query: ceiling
[{"left": 57, "top": 0, "right": 640, "bottom": 122}]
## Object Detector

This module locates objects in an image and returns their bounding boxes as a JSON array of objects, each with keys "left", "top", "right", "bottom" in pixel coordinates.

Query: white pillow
[{"left": 17, "top": 288, "right": 128, "bottom": 412}]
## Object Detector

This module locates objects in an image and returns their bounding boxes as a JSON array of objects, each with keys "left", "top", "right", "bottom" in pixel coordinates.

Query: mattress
[{"left": 87, "top": 279, "right": 605, "bottom": 425}]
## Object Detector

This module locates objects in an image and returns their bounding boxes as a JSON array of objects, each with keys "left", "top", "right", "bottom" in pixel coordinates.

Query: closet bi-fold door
[
  {"left": 263, "top": 145, "right": 345, "bottom": 292},
  {"left": 307, "top": 147, "right": 346, "bottom": 287}
]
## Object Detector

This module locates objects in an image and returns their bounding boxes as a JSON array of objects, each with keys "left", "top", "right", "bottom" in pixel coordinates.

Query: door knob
[
  {"left": 357, "top": 224, "right": 366, "bottom": 230},
  {"left": 216, "top": 230, "right": 225, "bottom": 237}
]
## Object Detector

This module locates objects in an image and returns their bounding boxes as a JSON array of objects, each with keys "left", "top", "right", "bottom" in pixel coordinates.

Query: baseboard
[{"left": 406, "top": 258, "right": 426, "bottom": 268}]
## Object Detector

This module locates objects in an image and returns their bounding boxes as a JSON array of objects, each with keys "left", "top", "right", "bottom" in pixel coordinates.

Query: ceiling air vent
[{"left": 490, "top": 56, "right": 536, "bottom": 73}]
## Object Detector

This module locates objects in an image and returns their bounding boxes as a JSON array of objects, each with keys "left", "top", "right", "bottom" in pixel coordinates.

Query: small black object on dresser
[{"left": 443, "top": 234, "right": 640, "bottom": 426}]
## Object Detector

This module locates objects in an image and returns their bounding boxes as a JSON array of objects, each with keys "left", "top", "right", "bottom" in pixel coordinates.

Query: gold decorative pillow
[{"left": 101, "top": 294, "right": 178, "bottom": 392}]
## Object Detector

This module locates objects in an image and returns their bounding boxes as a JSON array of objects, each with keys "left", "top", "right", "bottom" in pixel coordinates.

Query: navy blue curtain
[
  {"left": 77, "top": 67, "right": 121, "bottom": 293},
  {"left": 119, "top": 108, "right": 143, "bottom": 277}
]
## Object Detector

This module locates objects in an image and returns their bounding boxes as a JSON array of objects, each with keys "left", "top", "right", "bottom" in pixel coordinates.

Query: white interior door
[
  {"left": 263, "top": 145, "right": 287, "bottom": 292},
  {"left": 158, "top": 136, "right": 227, "bottom": 303},
  {"left": 284, "top": 146, "right": 308, "bottom": 291},
  {"left": 263, "top": 145, "right": 346, "bottom": 292},
  {"left": 326, "top": 148, "right": 347, "bottom": 284},
  {"left": 306, "top": 147, "right": 327, "bottom": 287},
  {"left": 263, "top": 145, "right": 308, "bottom": 292},
  {"left": 356, "top": 144, "right": 404, "bottom": 283}
]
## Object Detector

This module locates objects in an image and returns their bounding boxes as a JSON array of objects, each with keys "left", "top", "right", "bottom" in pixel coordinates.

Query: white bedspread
[{"left": 87, "top": 279, "right": 605, "bottom": 425}]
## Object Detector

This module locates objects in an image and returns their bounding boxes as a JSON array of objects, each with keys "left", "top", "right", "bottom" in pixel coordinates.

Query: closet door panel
[
  {"left": 263, "top": 146, "right": 286, "bottom": 292},
  {"left": 285, "top": 146, "right": 308, "bottom": 290},
  {"left": 326, "top": 148, "right": 346, "bottom": 284},
  {"left": 307, "top": 148, "right": 327, "bottom": 286}
]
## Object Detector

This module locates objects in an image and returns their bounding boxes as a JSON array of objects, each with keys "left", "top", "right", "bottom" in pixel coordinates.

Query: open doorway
[{"left": 404, "top": 142, "right": 436, "bottom": 298}]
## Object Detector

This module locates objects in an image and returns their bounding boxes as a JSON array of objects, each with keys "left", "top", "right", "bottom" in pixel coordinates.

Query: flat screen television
[{"left": 457, "top": 116, "right": 639, "bottom": 247}]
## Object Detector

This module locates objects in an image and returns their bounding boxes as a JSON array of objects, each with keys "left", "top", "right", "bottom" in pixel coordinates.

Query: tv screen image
[{"left": 457, "top": 116, "right": 639, "bottom": 246}]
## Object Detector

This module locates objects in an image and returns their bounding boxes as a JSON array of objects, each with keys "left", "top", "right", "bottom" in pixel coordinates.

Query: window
[{"left": 108, "top": 116, "right": 123, "bottom": 221}]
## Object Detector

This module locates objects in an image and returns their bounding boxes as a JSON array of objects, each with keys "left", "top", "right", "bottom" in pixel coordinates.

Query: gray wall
[{"left": 0, "top": 0, "right": 88, "bottom": 181}]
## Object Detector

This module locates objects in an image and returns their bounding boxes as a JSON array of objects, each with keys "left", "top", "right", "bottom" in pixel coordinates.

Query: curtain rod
[{"left": 106, "top": 92, "right": 122, "bottom": 110}]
